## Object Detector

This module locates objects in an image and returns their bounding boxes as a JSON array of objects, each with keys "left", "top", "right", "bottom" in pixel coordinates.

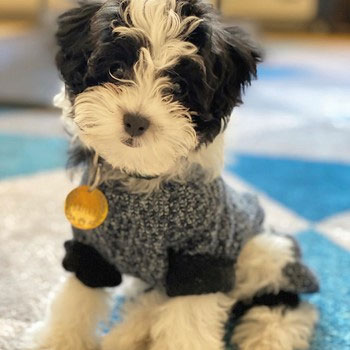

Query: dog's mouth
[{"left": 122, "top": 138, "right": 141, "bottom": 148}]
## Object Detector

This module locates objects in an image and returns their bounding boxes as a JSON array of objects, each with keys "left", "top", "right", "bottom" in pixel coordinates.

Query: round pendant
[{"left": 65, "top": 185, "right": 108, "bottom": 230}]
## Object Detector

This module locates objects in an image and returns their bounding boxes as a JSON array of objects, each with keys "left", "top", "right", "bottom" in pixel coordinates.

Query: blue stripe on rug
[
  {"left": 297, "top": 230, "right": 350, "bottom": 350},
  {"left": 0, "top": 133, "right": 68, "bottom": 179},
  {"left": 227, "top": 154, "right": 350, "bottom": 222},
  {"left": 0, "top": 107, "right": 17, "bottom": 115},
  {"left": 258, "top": 64, "right": 312, "bottom": 80}
]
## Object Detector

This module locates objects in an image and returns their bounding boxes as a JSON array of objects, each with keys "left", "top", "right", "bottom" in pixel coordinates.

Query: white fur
[
  {"left": 232, "top": 302, "right": 319, "bottom": 350},
  {"left": 102, "top": 291, "right": 167, "bottom": 350},
  {"left": 55, "top": 86, "right": 225, "bottom": 193},
  {"left": 114, "top": 0, "right": 204, "bottom": 70},
  {"left": 231, "top": 232, "right": 298, "bottom": 300},
  {"left": 149, "top": 293, "right": 233, "bottom": 350},
  {"left": 102, "top": 291, "right": 233, "bottom": 350},
  {"left": 74, "top": 77, "right": 197, "bottom": 176},
  {"left": 91, "top": 131, "right": 225, "bottom": 194},
  {"left": 54, "top": 83, "right": 226, "bottom": 193},
  {"left": 27, "top": 276, "right": 110, "bottom": 350},
  {"left": 53, "top": 87, "right": 77, "bottom": 136}
]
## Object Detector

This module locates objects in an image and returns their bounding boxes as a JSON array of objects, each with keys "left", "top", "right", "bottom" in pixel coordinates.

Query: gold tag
[{"left": 65, "top": 185, "right": 108, "bottom": 230}]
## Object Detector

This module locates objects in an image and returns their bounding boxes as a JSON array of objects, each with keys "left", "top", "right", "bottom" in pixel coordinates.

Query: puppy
[{"left": 28, "top": 1, "right": 319, "bottom": 349}]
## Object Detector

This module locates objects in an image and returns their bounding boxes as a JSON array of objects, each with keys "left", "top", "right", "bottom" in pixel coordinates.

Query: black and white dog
[{"left": 29, "top": 1, "right": 319, "bottom": 349}]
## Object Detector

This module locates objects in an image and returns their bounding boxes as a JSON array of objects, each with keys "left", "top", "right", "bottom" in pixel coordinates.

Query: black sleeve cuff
[
  {"left": 166, "top": 250, "right": 234, "bottom": 297},
  {"left": 63, "top": 240, "right": 122, "bottom": 288}
]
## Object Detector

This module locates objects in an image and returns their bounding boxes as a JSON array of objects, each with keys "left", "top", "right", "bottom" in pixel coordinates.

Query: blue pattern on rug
[
  {"left": 258, "top": 64, "right": 312, "bottom": 80},
  {"left": 297, "top": 230, "right": 350, "bottom": 350},
  {"left": 228, "top": 154, "right": 350, "bottom": 221},
  {"left": 0, "top": 107, "right": 19, "bottom": 115},
  {"left": 0, "top": 133, "right": 68, "bottom": 179},
  {"left": 100, "top": 296, "right": 125, "bottom": 335}
]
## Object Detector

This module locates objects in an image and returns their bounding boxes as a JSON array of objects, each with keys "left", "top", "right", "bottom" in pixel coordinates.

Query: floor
[{"left": 0, "top": 36, "right": 350, "bottom": 349}]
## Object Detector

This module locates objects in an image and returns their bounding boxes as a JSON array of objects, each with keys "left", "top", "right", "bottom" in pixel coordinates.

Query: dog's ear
[
  {"left": 56, "top": 1, "right": 103, "bottom": 97},
  {"left": 210, "top": 26, "right": 262, "bottom": 123}
]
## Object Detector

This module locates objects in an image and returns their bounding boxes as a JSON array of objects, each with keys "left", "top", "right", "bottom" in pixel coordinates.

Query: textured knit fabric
[{"left": 73, "top": 174, "right": 265, "bottom": 287}]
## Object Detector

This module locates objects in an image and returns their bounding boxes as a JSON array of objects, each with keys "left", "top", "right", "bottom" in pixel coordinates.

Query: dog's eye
[
  {"left": 173, "top": 83, "right": 182, "bottom": 94},
  {"left": 110, "top": 63, "right": 126, "bottom": 79},
  {"left": 172, "top": 81, "right": 188, "bottom": 97}
]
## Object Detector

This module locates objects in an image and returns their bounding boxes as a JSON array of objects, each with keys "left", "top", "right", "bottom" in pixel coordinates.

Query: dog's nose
[{"left": 123, "top": 113, "right": 150, "bottom": 137}]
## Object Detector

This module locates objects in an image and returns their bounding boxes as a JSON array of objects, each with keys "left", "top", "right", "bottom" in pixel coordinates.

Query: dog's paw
[
  {"left": 232, "top": 302, "right": 318, "bottom": 350},
  {"left": 24, "top": 322, "right": 100, "bottom": 350}
]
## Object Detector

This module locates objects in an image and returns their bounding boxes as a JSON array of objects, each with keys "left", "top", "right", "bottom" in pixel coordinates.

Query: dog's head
[{"left": 56, "top": 0, "right": 260, "bottom": 177}]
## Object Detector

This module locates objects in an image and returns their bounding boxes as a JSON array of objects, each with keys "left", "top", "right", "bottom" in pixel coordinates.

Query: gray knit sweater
[{"left": 73, "top": 174, "right": 264, "bottom": 287}]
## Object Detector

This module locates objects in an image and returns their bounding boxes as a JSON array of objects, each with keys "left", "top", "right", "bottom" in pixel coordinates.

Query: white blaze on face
[
  {"left": 115, "top": 0, "right": 204, "bottom": 70},
  {"left": 73, "top": 0, "right": 204, "bottom": 176}
]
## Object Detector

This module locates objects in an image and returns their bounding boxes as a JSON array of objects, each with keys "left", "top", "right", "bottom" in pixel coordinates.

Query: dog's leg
[
  {"left": 102, "top": 290, "right": 167, "bottom": 350},
  {"left": 232, "top": 302, "right": 318, "bottom": 350},
  {"left": 232, "top": 232, "right": 319, "bottom": 300},
  {"left": 27, "top": 275, "right": 110, "bottom": 350},
  {"left": 103, "top": 291, "right": 233, "bottom": 350},
  {"left": 149, "top": 293, "right": 233, "bottom": 350},
  {"left": 230, "top": 232, "right": 319, "bottom": 350}
]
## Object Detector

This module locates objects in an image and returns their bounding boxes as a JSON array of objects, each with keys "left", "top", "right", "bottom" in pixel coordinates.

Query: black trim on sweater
[{"left": 62, "top": 240, "right": 122, "bottom": 288}]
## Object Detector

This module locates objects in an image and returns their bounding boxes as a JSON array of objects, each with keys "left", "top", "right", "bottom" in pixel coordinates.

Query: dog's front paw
[{"left": 25, "top": 322, "right": 100, "bottom": 350}]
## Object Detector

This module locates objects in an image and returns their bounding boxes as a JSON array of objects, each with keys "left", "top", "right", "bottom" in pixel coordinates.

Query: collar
[{"left": 124, "top": 172, "right": 159, "bottom": 180}]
